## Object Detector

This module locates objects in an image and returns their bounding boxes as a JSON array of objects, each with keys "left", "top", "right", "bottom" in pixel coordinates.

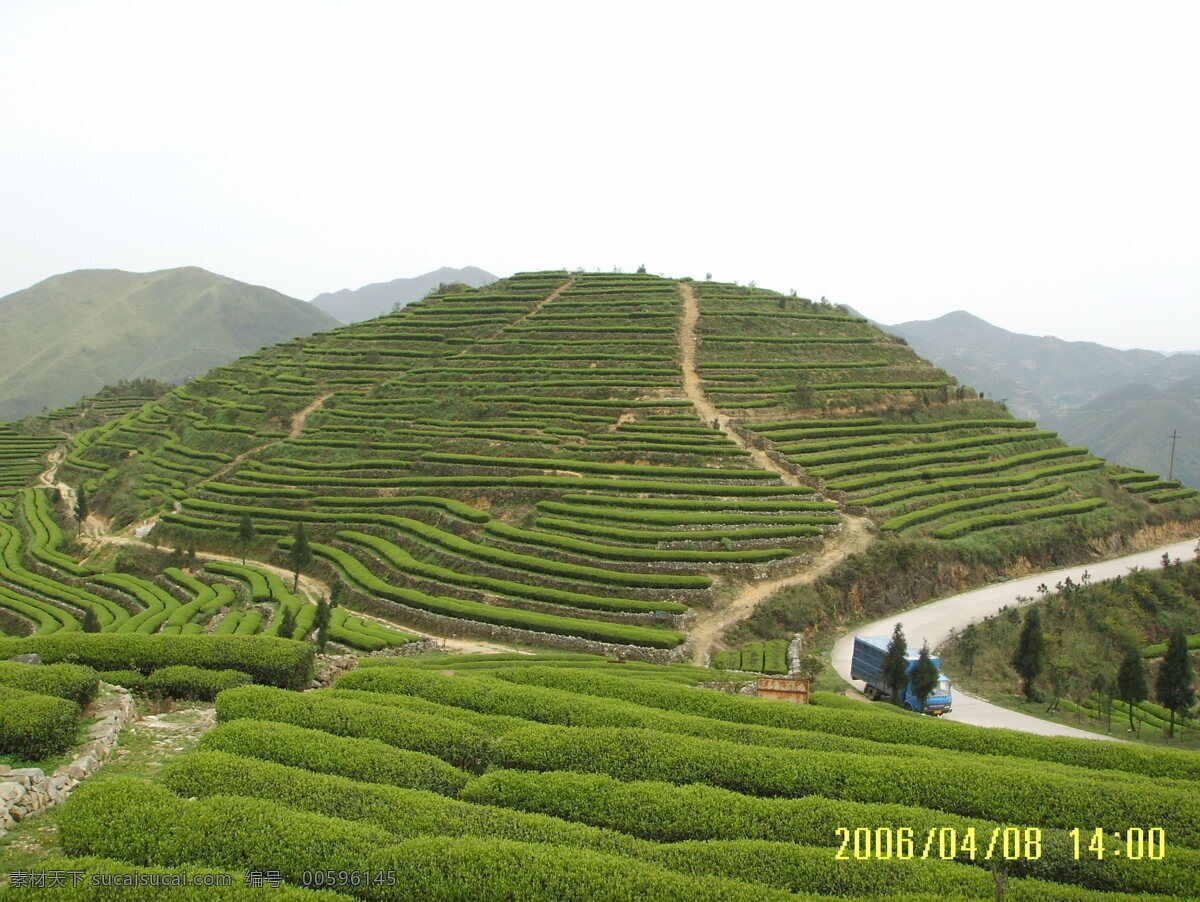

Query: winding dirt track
[{"left": 677, "top": 281, "right": 877, "bottom": 664}]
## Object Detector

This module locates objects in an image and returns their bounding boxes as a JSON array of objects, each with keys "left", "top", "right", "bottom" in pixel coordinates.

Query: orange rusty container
[{"left": 756, "top": 676, "right": 810, "bottom": 703}]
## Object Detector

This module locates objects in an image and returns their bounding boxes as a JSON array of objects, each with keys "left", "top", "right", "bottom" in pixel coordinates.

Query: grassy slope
[{"left": 0, "top": 267, "right": 339, "bottom": 420}]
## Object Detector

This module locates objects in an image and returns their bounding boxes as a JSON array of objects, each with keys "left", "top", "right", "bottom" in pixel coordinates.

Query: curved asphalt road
[{"left": 832, "top": 537, "right": 1199, "bottom": 740}]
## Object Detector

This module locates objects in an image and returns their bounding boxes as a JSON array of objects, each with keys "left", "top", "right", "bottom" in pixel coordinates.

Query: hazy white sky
[{"left": 2, "top": 1, "right": 1197, "bottom": 350}]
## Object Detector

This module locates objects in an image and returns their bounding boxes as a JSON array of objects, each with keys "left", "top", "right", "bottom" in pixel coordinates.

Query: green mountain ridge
[
  {"left": 311, "top": 266, "right": 497, "bottom": 323},
  {"left": 886, "top": 310, "right": 1200, "bottom": 489},
  {"left": 0, "top": 267, "right": 340, "bottom": 421}
]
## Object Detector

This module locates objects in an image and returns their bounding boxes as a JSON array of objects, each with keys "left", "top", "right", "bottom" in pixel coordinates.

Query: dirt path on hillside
[
  {"left": 678, "top": 282, "right": 807, "bottom": 486},
  {"left": 689, "top": 514, "right": 875, "bottom": 664},
  {"left": 677, "top": 281, "right": 877, "bottom": 663},
  {"left": 476, "top": 277, "right": 576, "bottom": 346},
  {"left": 204, "top": 390, "right": 338, "bottom": 484},
  {"left": 36, "top": 448, "right": 77, "bottom": 512}
]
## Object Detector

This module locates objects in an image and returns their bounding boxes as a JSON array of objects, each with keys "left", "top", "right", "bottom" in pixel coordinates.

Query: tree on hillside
[
  {"left": 636, "top": 264, "right": 647, "bottom": 274},
  {"left": 276, "top": 605, "right": 296, "bottom": 642},
  {"left": 910, "top": 643, "right": 940, "bottom": 712},
  {"left": 1011, "top": 608, "right": 1045, "bottom": 701},
  {"left": 958, "top": 623, "right": 980, "bottom": 675},
  {"left": 1116, "top": 641, "right": 1149, "bottom": 734},
  {"left": 315, "top": 596, "right": 332, "bottom": 651},
  {"left": 1155, "top": 629, "right": 1196, "bottom": 739},
  {"left": 74, "top": 486, "right": 88, "bottom": 522},
  {"left": 237, "top": 513, "right": 256, "bottom": 565},
  {"left": 881, "top": 623, "right": 909, "bottom": 705},
  {"left": 288, "top": 524, "right": 312, "bottom": 593},
  {"left": 81, "top": 608, "right": 100, "bottom": 633}
]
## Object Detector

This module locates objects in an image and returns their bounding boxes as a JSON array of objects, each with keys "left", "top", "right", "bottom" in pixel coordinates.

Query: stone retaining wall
[{"left": 0, "top": 682, "right": 135, "bottom": 836}]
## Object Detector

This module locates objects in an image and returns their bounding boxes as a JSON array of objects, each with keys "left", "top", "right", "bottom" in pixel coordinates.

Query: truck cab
[{"left": 850, "top": 635, "right": 953, "bottom": 715}]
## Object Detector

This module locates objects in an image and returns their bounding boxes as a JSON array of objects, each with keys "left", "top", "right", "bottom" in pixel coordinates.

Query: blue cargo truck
[{"left": 850, "top": 635, "right": 953, "bottom": 714}]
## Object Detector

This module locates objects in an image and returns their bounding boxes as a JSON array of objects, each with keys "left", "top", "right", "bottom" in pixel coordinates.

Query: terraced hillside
[
  {"left": 0, "top": 272, "right": 1195, "bottom": 661},
  {"left": 40, "top": 653, "right": 1200, "bottom": 900}
]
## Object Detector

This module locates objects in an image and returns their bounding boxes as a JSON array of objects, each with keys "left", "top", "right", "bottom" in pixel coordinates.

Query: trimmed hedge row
[
  {"left": 340, "top": 531, "right": 685, "bottom": 615},
  {"left": 0, "top": 524, "right": 126, "bottom": 627},
  {"left": 165, "top": 750, "right": 646, "bottom": 858},
  {"left": 854, "top": 459, "right": 1105, "bottom": 506},
  {"left": 0, "top": 685, "right": 79, "bottom": 759},
  {"left": 559, "top": 493, "right": 835, "bottom": 511},
  {"left": 538, "top": 502, "right": 836, "bottom": 526},
  {"left": 306, "top": 542, "right": 687, "bottom": 648},
  {"left": 483, "top": 521, "right": 793, "bottom": 564},
  {"left": 181, "top": 498, "right": 711, "bottom": 589},
  {"left": 792, "top": 430, "right": 1059, "bottom": 467},
  {"left": 332, "top": 667, "right": 962, "bottom": 763},
  {"left": 422, "top": 452, "right": 776, "bottom": 480},
  {"left": 488, "top": 722, "right": 1200, "bottom": 844},
  {"left": 827, "top": 447, "right": 1092, "bottom": 492},
  {"left": 144, "top": 665, "right": 253, "bottom": 700},
  {"left": 0, "top": 660, "right": 99, "bottom": 706},
  {"left": 199, "top": 719, "right": 470, "bottom": 795},
  {"left": 535, "top": 516, "right": 825, "bottom": 544},
  {"left": 58, "top": 780, "right": 782, "bottom": 902},
  {"left": 214, "top": 685, "right": 491, "bottom": 769},
  {"left": 0, "top": 634, "right": 314, "bottom": 690},
  {"left": 496, "top": 667, "right": 1200, "bottom": 782},
  {"left": 932, "top": 498, "right": 1108, "bottom": 538},
  {"left": 20, "top": 489, "right": 90, "bottom": 576},
  {"left": 880, "top": 483, "right": 1069, "bottom": 531},
  {"left": 462, "top": 769, "right": 1199, "bottom": 897}
]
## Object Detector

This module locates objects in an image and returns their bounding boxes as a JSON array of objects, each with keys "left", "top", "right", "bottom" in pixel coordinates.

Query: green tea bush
[
  {"left": 310, "top": 542, "right": 686, "bottom": 647},
  {"left": 0, "top": 634, "right": 314, "bottom": 690},
  {"left": 497, "top": 667, "right": 1200, "bottom": 782},
  {"left": 0, "top": 685, "right": 79, "bottom": 759},
  {"left": 215, "top": 685, "right": 490, "bottom": 769},
  {"left": 488, "top": 723, "right": 1200, "bottom": 843},
  {"left": 144, "top": 665, "right": 254, "bottom": 700},
  {"left": 0, "top": 660, "right": 99, "bottom": 706},
  {"left": 198, "top": 719, "right": 471, "bottom": 795}
]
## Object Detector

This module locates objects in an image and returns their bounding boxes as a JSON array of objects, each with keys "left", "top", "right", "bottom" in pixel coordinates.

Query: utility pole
[{"left": 1167, "top": 430, "right": 1180, "bottom": 482}]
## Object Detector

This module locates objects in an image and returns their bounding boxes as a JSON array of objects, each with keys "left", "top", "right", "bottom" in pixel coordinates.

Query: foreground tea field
[{"left": 20, "top": 652, "right": 1200, "bottom": 900}]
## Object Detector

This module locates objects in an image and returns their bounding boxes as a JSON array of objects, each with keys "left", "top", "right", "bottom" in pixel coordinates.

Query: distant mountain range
[
  {"left": 310, "top": 266, "right": 496, "bottom": 323},
  {"left": 0, "top": 267, "right": 338, "bottom": 422},
  {"left": 887, "top": 311, "right": 1200, "bottom": 488}
]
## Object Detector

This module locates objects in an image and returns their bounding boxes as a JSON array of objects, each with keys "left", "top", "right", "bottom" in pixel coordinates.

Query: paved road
[{"left": 832, "top": 537, "right": 1198, "bottom": 740}]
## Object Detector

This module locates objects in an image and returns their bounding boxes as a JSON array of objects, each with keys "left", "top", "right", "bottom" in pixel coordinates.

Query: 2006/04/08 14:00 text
[{"left": 835, "top": 827, "right": 1168, "bottom": 861}]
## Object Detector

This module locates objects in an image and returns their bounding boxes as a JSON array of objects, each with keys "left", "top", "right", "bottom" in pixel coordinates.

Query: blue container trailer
[{"left": 850, "top": 635, "right": 953, "bottom": 715}]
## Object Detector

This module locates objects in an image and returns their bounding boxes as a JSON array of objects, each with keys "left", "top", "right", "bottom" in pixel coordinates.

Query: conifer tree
[
  {"left": 1011, "top": 608, "right": 1045, "bottom": 701},
  {"left": 881, "top": 623, "right": 909, "bottom": 705},
  {"left": 288, "top": 524, "right": 312, "bottom": 593},
  {"left": 1155, "top": 629, "right": 1196, "bottom": 739},
  {"left": 910, "top": 643, "right": 940, "bottom": 712},
  {"left": 1116, "top": 641, "right": 1148, "bottom": 733}
]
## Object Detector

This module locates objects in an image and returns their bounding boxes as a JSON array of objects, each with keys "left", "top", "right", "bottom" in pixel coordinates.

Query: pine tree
[
  {"left": 237, "top": 513, "right": 256, "bottom": 565},
  {"left": 1011, "top": 608, "right": 1045, "bottom": 701},
  {"left": 288, "top": 524, "right": 312, "bottom": 593},
  {"left": 959, "top": 623, "right": 980, "bottom": 676},
  {"left": 1116, "top": 641, "right": 1149, "bottom": 733},
  {"left": 909, "top": 643, "right": 940, "bottom": 712},
  {"left": 74, "top": 486, "right": 88, "bottom": 522},
  {"left": 1155, "top": 629, "right": 1196, "bottom": 739},
  {"left": 276, "top": 606, "right": 297, "bottom": 641},
  {"left": 881, "top": 623, "right": 909, "bottom": 705},
  {"left": 81, "top": 608, "right": 101, "bottom": 633},
  {"left": 314, "top": 596, "right": 332, "bottom": 651}
]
